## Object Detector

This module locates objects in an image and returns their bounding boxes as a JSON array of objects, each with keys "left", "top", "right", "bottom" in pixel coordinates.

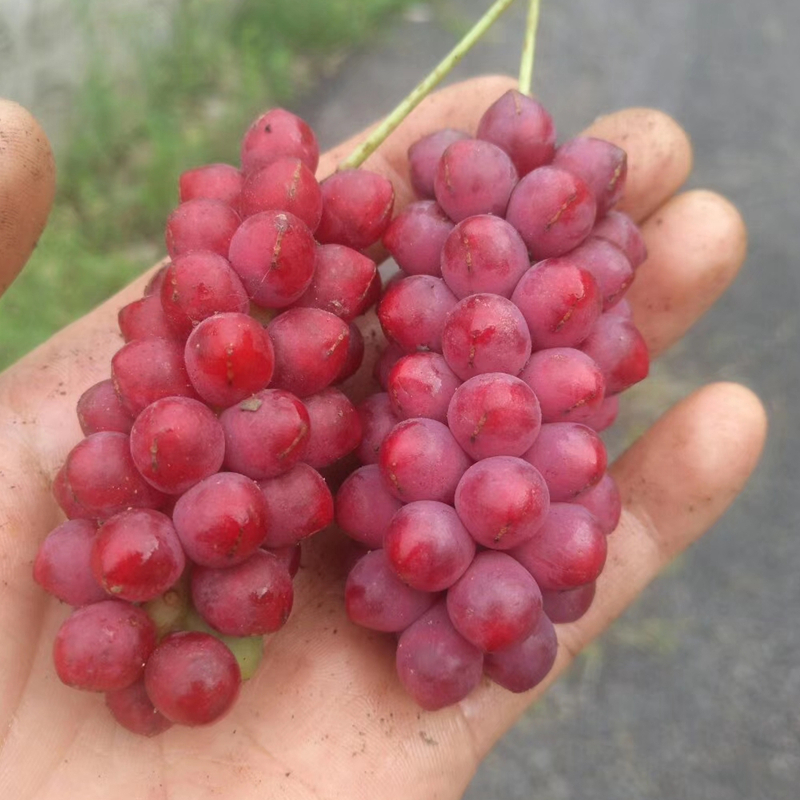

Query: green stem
[
  {"left": 518, "top": 0, "right": 541, "bottom": 96},
  {"left": 339, "top": 0, "right": 517, "bottom": 170}
]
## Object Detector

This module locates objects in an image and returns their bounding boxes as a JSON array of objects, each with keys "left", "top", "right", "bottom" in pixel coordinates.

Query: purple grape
[
  {"left": 512, "top": 503, "right": 607, "bottom": 591},
  {"left": 387, "top": 352, "right": 461, "bottom": 423},
  {"left": 382, "top": 200, "right": 453, "bottom": 276},
  {"left": 408, "top": 128, "right": 470, "bottom": 198},
  {"left": 522, "top": 422, "right": 608, "bottom": 501},
  {"left": 384, "top": 500, "right": 476, "bottom": 592},
  {"left": 441, "top": 293, "right": 532, "bottom": 380},
  {"left": 301, "top": 388, "right": 362, "bottom": 469},
  {"left": 446, "top": 551, "right": 542, "bottom": 652},
  {"left": 484, "top": 612, "right": 558, "bottom": 692},
  {"left": 335, "top": 465, "right": 404, "bottom": 549},
  {"left": 379, "top": 418, "right": 472, "bottom": 504},
  {"left": 395, "top": 602, "right": 483, "bottom": 711},
  {"left": 447, "top": 373, "right": 541, "bottom": 460},
  {"left": 105, "top": 678, "right": 173, "bottom": 737},
  {"left": 506, "top": 166, "right": 597, "bottom": 260},
  {"left": 573, "top": 473, "right": 622, "bottom": 535},
  {"left": 542, "top": 582, "right": 597, "bottom": 624},
  {"left": 355, "top": 392, "right": 400, "bottom": 465},
  {"left": 454, "top": 456, "right": 550, "bottom": 550},
  {"left": 519, "top": 348, "right": 606, "bottom": 424},
  {"left": 476, "top": 89, "right": 556, "bottom": 176},
  {"left": 440, "top": 215, "right": 530, "bottom": 299},
  {"left": 434, "top": 138, "right": 518, "bottom": 222},
  {"left": 345, "top": 549, "right": 436, "bottom": 632},
  {"left": 568, "top": 237, "right": 635, "bottom": 311},
  {"left": 581, "top": 313, "right": 649, "bottom": 395},
  {"left": 592, "top": 210, "right": 648, "bottom": 268}
]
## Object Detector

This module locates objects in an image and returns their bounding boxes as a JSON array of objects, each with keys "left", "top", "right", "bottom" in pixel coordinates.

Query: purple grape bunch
[
  {"left": 35, "top": 107, "right": 408, "bottom": 735},
  {"left": 339, "top": 88, "right": 647, "bottom": 710}
]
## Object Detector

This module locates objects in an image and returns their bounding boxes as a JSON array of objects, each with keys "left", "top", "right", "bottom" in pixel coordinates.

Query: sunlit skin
[{"left": 0, "top": 77, "right": 765, "bottom": 799}]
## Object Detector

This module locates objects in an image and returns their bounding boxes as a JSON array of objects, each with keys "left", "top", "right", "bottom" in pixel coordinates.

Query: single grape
[
  {"left": 506, "top": 166, "right": 596, "bottom": 260},
  {"left": 522, "top": 422, "right": 607, "bottom": 501},
  {"left": 542, "top": 582, "right": 597, "bottom": 624},
  {"left": 191, "top": 550, "right": 293, "bottom": 636},
  {"left": 447, "top": 550, "right": 542, "bottom": 652},
  {"left": 301, "top": 388, "right": 362, "bottom": 469},
  {"left": 165, "top": 198, "right": 240, "bottom": 259},
  {"left": 395, "top": 602, "right": 483, "bottom": 711},
  {"left": 129, "top": 397, "right": 225, "bottom": 495},
  {"left": 335, "top": 464, "right": 404, "bottom": 549},
  {"left": 160, "top": 251, "right": 249, "bottom": 337},
  {"left": 355, "top": 392, "right": 400, "bottom": 465},
  {"left": 91, "top": 509, "right": 185, "bottom": 602},
  {"left": 382, "top": 200, "right": 453, "bottom": 276},
  {"left": 292, "top": 244, "right": 377, "bottom": 323},
  {"left": 387, "top": 351, "right": 460, "bottom": 423},
  {"left": 373, "top": 341, "right": 406, "bottom": 391},
  {"left": 63, "top": 432, "right": 168, "bottom": 519},
  {"left": 264, "top": 544, "right": 302, "bottom": 578},
  {"left": 592, "top": 209, "right": 648, "bottom": 268},
  {"left": 53, "top": 600, "right": 156, "bottom": 692},
  {"left": 408, "top": 128, "right": 470, "bottom": 198},
  {"left": 179, "top": 162, "right": 243, "bottom": 208},
  {"left": 581, "top": 313, "right": 649, "bottom": 394},
  {"left": 105, "top": 678, "right": 173, "bottom": 737},
  {"left": 377, "top": 275, "right": 458, "bottom": 354},
  {"left": 519, "top": 348, "right": 606, "bottom": 424},
  {"left": 240, "top": 107, "right": 319, "bottom": 173},
  {"left": 52, "top": 464, "right": 92, "bottom": 520},
  {"left": 483, "top": 612, "right": 558, "bottom": 692},
  {"left": 511, "top": 503, "right": 607, "bottom": 591},
  {"left": 379, "top": 418, "right": 472, "bottom": 504},
  {"left": 315, "top": 169, "right": 395, "bottom": 250},
  {"left": 118, "top": 295, "right": 179, "bottom": 343},
  {"left": 476, "top": 89, "right": 556, "bottom": 176},
  {"left": 76, "top": 379, "right": 134, "bottom": 436},
  {"left": 220, "top": 389, "right": 310, "bottom": 480},
  {"left": 446, "top": 372, "right": 541, "bottom": 460},
  {"left": 258, "top": 463, "right": 334, "bottom": 548},
  {"left": 228, "top": 210, "right": 316, "bottom": 308},
  {"left": 144, "top": 631, "right": 241, "bottom": 726},
  {"left": 511, "top": 261, "right": 603, "bottom": 350},
  {"left": 568, "top": 237, "right": 634, "bottom": 311},
  {"left": 111, "top": 337, "right": 198, "bottom": 417},
  {"left": 268, "top": 308, "right": 350, "bottom": 398},
  {"left": 34, "top": 518, "right": 107, "bottom": 607},
  {"left": 240, "top": 157, "right": 322, "bottom": 230},
  {"left": 454, "top": 456, "right": 550, "bottom": 550},
  {"left": 440, "top": 214, "right": 530, "bottom": 299},
  {"left": 172, "top": 472, "right": 269, "bottom": 568},
  {"left": 345, "top": 549, "right": 436, "bottom": 633},
  {"left": 441, "top": 293, "right": 532, "bottom": 380},
  {"left": 184, "top": 312, "right": 275, "bottom": 408},
  {"left": 552, "top": 136, "right": 627, "bottom": 217},
  {"left": 608, "top": 298, "right": 634, "bottom": 319},
  {"left": 572, "top": 473, "right": 622, "bottom": 535},
  {"left": 434, "top": 138, "right": 518, "bottom": 222},
  {"left": 384, "top": 500, "right": 475, "bottom": 592}
]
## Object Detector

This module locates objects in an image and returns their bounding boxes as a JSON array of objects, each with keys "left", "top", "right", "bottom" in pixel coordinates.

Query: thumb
[{"left": 0, "top": 99, "right": 56, "bottom": 298}]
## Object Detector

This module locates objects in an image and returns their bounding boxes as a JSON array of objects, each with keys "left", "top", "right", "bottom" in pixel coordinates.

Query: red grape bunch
[
  {"left": 339, "top": 88, "right": 648, "bottom": 710},
  {"left": 34, "top": 107, "right": 401, "bottom": 735}
]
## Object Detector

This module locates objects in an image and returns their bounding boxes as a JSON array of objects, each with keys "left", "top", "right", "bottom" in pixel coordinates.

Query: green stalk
[
  {"left": 518, "top": 0, "right": 541, "bottom": 97},
  {"left": 339, "top": 0, "right": 517, "bottom": 170}
]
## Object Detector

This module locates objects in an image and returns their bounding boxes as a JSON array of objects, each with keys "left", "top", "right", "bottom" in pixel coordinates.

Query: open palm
[{"left": 0, "top": 77, "right": 766, "bottom": 800}]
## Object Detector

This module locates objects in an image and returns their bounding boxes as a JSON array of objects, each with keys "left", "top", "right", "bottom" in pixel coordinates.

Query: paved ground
[{"left": 302, "top": 1, "right": 800, "bottom": 798}]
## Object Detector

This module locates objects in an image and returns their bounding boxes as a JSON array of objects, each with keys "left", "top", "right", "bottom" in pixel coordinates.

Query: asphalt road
[{"left": 301, "top": 1, "right": 800, "bottom": 798}]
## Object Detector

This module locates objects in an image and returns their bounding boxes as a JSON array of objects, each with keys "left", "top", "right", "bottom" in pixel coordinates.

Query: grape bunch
[
  {"left": 33, "top": 108, "right": 404, "bottom": 735},
  {"left": 338, "top": 88, "right": 648, "bottom": 710}
]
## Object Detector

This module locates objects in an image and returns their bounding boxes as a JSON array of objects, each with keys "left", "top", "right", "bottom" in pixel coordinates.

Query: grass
[{"left": 0, "top": 0, "right": 417, "bottom": 369}]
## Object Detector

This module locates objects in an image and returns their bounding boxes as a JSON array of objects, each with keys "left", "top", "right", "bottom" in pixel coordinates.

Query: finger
[
  {"left": 457, "top": 382, "right": 767, "bottom": 763},
  {"left": 584, "top": 107, "right": 693, "bottom": 222},
  {"left": 629, "top": 190, "right": 747, "bottom": 357},
  {"left": 0, "top": 100, "right": 56, "bottom": 297}
]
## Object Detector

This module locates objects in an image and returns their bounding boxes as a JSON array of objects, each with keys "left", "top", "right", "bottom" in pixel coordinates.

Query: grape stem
[
  {"left": 518, "top": 0, "right": 541, "bottom": 97},
  {"left": 339, "top": 0, "right": 517, "bottom": 171}
]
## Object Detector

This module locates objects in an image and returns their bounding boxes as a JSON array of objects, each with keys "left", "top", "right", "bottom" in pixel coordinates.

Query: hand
[{"left": 0, "top": 76, "right": 766, "bottom": 800}]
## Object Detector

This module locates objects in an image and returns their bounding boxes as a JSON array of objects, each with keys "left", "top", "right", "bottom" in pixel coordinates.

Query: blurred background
[{"left": 1, "top": 0, "right": 798, "bottom": 798}]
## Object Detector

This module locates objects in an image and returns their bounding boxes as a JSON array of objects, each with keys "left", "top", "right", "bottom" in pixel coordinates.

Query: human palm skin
[{"left": 0, "top": 77, "right": 766, "bottom": 800}]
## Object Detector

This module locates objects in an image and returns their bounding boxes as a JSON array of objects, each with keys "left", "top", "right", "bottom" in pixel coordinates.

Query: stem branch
[{"left": 518, "top": 0, "right": 541, "bottom": 97}]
